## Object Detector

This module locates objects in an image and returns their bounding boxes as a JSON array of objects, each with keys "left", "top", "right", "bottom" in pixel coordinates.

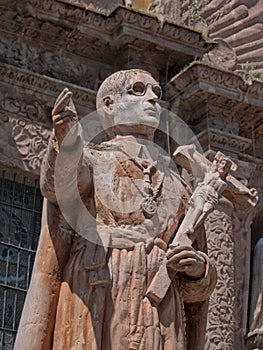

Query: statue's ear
[{"left": 103, "top": 96, "right": 114, "bottom": 115}]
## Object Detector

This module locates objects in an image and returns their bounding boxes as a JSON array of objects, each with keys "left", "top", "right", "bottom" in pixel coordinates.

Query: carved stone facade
[
  {"left": 165, "top": 59, "right": 263, "bottom": 350},
  {"left": 0, "top": 1, "right": 262, "bottom": 349}
]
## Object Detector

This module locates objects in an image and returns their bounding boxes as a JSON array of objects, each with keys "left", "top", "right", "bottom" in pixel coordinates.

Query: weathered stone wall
[
  {"left": 0, "top": 1, "right": 262, "bottom": 349},
  {"left": 148, "top": 0, "right": 263, "bottom": 76},
  {"left": 166, "top": 61, "right": 263, "bottom": 350}
]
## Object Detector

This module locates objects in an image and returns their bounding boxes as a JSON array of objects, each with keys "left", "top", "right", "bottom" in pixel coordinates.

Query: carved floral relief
[{"left": 10, "top": 118, "right": 50, "bottom": 172}]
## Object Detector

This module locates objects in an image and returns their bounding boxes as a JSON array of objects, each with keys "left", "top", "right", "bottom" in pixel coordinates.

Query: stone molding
[
  {"left": 166, "top": 62, "right": 263, "bottom": 107},
  {"left": 238, "top": 154, "right": 263, "bottom": 178},
  {"left": 166, "top": 62, "right": 263, "bottom": 161},
  {"left": 196, "top": 128, "right": 252, "bottom": 155},
  {"left": 0, "top": 1, "right": 215, "bottom": 84},
  {"left": 0, "top": 62, "right": 96, "bottom": 113},
  {"left": 19, "top": 1, "right": 213, "bottom": 53}
]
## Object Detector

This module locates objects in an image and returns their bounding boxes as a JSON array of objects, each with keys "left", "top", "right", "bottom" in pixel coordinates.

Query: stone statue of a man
[{"left": 14, "top": 69, "right": 217, "bottom": 350}]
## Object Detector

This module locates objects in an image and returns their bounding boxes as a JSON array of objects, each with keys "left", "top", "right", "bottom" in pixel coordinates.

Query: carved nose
[{"left": 145, "top": 86, "right": 158, "bottom": 103}]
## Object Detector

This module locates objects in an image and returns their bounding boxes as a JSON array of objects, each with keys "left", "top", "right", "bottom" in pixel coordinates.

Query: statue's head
[
  {"left": 96, "top": 69, "right": 162, "bottom": 137},
  {"left": 212, "top": 151, "right": 237, "bottom": 178}
]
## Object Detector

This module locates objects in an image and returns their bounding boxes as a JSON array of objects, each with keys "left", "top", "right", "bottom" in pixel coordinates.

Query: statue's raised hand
[{"left": 52, "top": 88, "right": 78, "bottom": 147}]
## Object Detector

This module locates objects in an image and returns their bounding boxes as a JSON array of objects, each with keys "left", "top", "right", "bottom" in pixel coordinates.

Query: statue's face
[
  {"left": 104, "top": 72, "right": 162, "bottom": 136},
  {"left": 218, "top": 159, "right": 231, "bottom": 175},
  {"left": 212, "top": 158, "right": 231, "bottom": 177}
]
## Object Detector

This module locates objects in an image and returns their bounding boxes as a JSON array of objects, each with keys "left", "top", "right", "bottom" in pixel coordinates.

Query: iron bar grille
[{"left": 0, "top": 171, "right": 43, "bottom": 350}]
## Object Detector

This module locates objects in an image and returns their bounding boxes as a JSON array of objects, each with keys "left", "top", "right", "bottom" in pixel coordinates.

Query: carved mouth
[{"left": 144, "top": 107, "right": 157, "bottom": 115}]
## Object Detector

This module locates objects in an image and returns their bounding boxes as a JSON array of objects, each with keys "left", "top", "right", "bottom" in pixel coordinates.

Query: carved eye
[
  {"left": 152, "top": 85, "right": 162, "bottom": 99},
  {"left": 132, "top": 81, "right": 145, "bottom": 95}
]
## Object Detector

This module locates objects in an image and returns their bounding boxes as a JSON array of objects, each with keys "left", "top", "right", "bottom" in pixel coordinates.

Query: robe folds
[{"left": 15, "top": 135, "right": 217, "bottom": 350}]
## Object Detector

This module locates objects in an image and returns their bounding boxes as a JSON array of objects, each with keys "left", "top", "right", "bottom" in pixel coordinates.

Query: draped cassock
[{"left": 15, "top": 135, "right": 217, "bottom": 350}]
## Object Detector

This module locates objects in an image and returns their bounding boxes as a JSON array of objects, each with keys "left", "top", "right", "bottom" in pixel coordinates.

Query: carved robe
[{"left": 15, "top": 135, "right": 216, "bottom": 350}]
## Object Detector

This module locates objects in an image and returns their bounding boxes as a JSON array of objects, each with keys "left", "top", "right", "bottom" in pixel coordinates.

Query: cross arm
[{"left": 173, "top": 144, "right": 258, "bottom": 211}]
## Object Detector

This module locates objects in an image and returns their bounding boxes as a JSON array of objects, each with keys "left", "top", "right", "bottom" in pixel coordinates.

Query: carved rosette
[{"left": 205, "top": 199, "right": 235, "bottom": 350}]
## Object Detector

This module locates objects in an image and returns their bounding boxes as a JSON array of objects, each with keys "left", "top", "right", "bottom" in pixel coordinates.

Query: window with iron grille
[{"left": 0, "top": 171, "right": 43, "bottom": 350}]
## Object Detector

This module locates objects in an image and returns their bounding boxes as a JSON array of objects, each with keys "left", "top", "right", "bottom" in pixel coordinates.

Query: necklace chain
[{"left": 115, "top": 151, "right": 164, "bottom": 218}]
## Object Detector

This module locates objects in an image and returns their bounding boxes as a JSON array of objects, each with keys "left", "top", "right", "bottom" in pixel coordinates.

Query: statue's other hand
[
  {"left": 166, "top": 246, "right": 206, "bottom": 279},
  {"left": 52, "top": 88, "right": 78, "bottom": 146}
]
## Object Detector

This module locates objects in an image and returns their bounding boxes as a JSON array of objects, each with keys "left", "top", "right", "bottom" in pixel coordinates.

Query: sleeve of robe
[
  {"left": 179, "top": 225, "right": 217, "bottom": 350},
  {"left": 14, "top": 133, "right": 92, "bottom": 350}
]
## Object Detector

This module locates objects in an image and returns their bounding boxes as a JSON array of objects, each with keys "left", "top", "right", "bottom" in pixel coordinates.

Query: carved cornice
[
  {"left": 29, "top": 1, "right": 213, "bottom": 51},
  {"left": 58, "top": 0, "right": 123, "bottom": 14},
  {"left": 0, "top": 1, "right": 215, "bottom": 76},
  {"left": 0, "top": 62, "right": 96, "bottom": 113},
  {"left": 166, "top": 62, "right": 263, "bottom": 151},
  {"left": 166, "top": 62, "right": 263, "bottom": 107},
  {"left": 195, "top": 128, "right": 252, "bottom": 155},
  {"left": 239, "top": 153, "right": 263, "bottom": 172}
]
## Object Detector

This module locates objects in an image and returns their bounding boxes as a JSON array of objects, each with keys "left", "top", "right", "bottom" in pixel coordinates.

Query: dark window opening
[{"left": 0, "top": 171, "right": 43, "bottom": 350}]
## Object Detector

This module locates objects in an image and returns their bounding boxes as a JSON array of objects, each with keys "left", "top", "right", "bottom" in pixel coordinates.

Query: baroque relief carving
[
  {"left": 197, "top": 128, "right": 252, "bottom": 155},
  {"left": 166, "top": 62, "right": 263, "bottom": 103},
  {"left": 0, "top": 36, "right": 102, "bottom": 90},
  {"left": 0, "top": 92, "right": 50, "bottom": 126},
  {"left": 0, "top": 62, "right": 96, "bottom": 110},
  {"left": 0, "top": 62, "right": 97, "bottom": 173},
  {"left": 205, "top": 200, "right": 235, "bottom": 350},
  {"left": 0, "top": 111, "right": 50, "bottom": 173},
  {"left": 2, "top": 1, "right": 213, "bottom": 54},
  {"left": 10, "top": 117, "right": 51, "bottom": 172}
]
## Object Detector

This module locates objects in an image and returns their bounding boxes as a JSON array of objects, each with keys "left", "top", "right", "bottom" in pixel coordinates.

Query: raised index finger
[
  {"left": 52, "top": 90, "right": 73, "bottom": 116},
  {"left": 54, "top": 88, "right": 69, "bottom": 107}
]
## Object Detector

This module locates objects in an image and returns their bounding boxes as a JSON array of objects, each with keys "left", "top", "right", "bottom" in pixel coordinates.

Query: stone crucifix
[
  {"left": 146, "top": 144, "right": 258, "bottom": 304},
  {"left": 170, "top": 144, "right": 258, "bottom": 248}
]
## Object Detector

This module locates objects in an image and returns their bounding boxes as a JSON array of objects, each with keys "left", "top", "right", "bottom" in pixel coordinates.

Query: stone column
[
  {"left": 231, "top": 161, "right": 259, "bottom": 350},
  {"left": 204, "top": 159, "right": 257, "bottom": 350},
  {"left": 231, "top": 207, "right": 252, "bottom": 350},
  {"left": 247, "top": 238, "right": 263, "bottom": 349}
]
